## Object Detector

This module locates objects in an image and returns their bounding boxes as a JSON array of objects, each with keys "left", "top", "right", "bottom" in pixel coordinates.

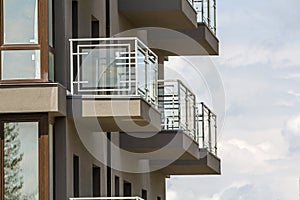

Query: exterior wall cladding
[{"left": 0, "top": 0, "right": 220, "bottom": 200}]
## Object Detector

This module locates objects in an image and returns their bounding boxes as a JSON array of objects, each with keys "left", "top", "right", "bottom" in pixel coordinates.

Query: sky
[{"left": 166, "top": 0, "right": 300, "bottom": 199}]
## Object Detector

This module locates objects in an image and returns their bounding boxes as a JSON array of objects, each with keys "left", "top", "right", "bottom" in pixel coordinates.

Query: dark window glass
[
  {"left": 92, "top": 166, "right": 101, "bottom": 197},
  {"left": 73, "top": 155, "right": 79, "bottom": 197}
]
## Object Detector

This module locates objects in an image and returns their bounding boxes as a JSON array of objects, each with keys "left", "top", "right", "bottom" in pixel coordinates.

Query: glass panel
[
  {"left": 49, "top": 0, "right": 54, "bottom": 47},
  {"left": 49, "top": 52, "right": 55, "bottom": 82},
  {"left": 3, "top": 0, "right": 38, "bottom": 44},
  {"left": 180, "top": 86, "right": 187, "bottom": 131},
  {"left": 187, "top": 93, "right": 195, "bottom": 136},
  {"left": 1, "top": 50, "right": 41, "bottom": 80},
  {"left": 79, "top": 46, "right": 129, "bottom": 94},
  {"left": 4, "top": 122, "right": 39, "bottom": 200},
  {"left": 137, "top": 50, "right": 146, "bottom": 96},
  {"left": 148, "top": 60, "right": 155, "bottom": 101}
]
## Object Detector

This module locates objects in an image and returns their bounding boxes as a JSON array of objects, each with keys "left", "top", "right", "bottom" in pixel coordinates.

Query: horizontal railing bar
[{"left": 73, "top": 52, "right": 89, "bottom": 55}]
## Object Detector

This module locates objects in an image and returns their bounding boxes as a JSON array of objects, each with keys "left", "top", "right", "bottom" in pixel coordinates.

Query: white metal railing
[
  {"left": 197, "top": 102, "right": 217, "bottom": 156},
  {"left": 69, "top": 37, "right": 158, "bottom": 106},
  {"left": 158, "top": 80, "right": 218, "bottom": 156},
  {"left": 158, "top": 80, "right": 197, "bottom": 140},
  {"left": 69, "top": 197, "right": 144, "bottom": 200},
  {"left": 189, "top": 0, "right": 217, "bottom": 35}
]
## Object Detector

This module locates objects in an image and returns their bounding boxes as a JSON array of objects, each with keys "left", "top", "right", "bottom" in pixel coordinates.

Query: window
[
  {"left": 49, "top": 51, "right": 55, "bottom": 82},
  {"left": 73, "top": 155, "right": 79, "bottom": 197},
  {"left": 4, "top": 122, "right": 39, "bottom": 199},
  {"left": 92, "top": 166, "right": 101, "bottom": 197},
  {"left": 3, "top": 0, "right": 38, "bottom": 44},
  {"left": 123, "top": 181, "right": 132, "bottom": 197},
  {"left": 1, "top": 50, "right": 41, "bottom": 80},
  {"left": 0, "top": 114, "right": 49, "bottom": 200},
  {"left": 72, "top": 1, "right": 78, "bottom": 38},
  {"left": 0, "top": 0, "right": 52, "bottom": 82},
  {"left": 142, "top": 189, "right": 147, "bottom": 200},
  {"left": 115, "top": 176, "right": 120, "bottom": 197}
]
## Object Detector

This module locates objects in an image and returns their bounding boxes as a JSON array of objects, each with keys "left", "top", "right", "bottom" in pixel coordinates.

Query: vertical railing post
[
  {"left": 70, "top": 40, "right": 74, "bottom": 95},
  {"left": 201, "top": 102, "right": 205, "bottom": 148},
  {"left": 145, "top": 48, "right": 149, "bottom": 102},
  {"left": 214, "top": 0, "right": 217, "bottom": 34},
  {"left": 155, "top": 61, "right": 158, "bottom": 107},
  {"left": 128, "top": 39, "right": 132, "bottom": 96},
  {"left": 201, "top": 0, "right": 204, "bottom": 23},
  {"left": 193, "top": 98, "right": 197, "bottom": 142},
  {"left": 185, "top": 86, "right": 189, "bottom": 135},
  {"left": 214, "top": 115, "right": 217, "bottom": 155},
  {"left": 177, "top": 81, "right": 181, "bottom": 130},
  {"left": 208, "top": 109, "right": 212, "bottom": 152},
  {"left": 135, "top": 39, "right": 139, "bottom": 96},
  {"left": 195, "top": 105, "right": 199, "bottom": 143},
  {"left": 207, "top": 0, "right": 210, "bottom": 28},
  {"left": 76, "top": 42, "right": 81, "bottom": 93}
]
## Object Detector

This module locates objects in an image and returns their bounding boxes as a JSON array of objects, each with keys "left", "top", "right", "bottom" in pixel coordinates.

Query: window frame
[
  {"left": 0, "top": 0, "right": 49, "bottom": 82},
  {"left": 0, "top": 113, "right": 49, "bottom": 200}
]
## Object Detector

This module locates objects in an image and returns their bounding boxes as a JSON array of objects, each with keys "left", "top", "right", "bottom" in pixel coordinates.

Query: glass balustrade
[{"left": 69, "top": 37, "right": 158, "bottom": 106}]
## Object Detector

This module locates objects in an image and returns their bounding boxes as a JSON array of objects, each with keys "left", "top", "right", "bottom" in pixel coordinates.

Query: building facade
[{"left": 0, "top": 0, "right": 220, "bottom": 199}]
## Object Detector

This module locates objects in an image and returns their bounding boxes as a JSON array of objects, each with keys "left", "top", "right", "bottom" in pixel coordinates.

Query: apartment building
[{"left": 0, "top": 0, "right": 220, "bottom": 199}]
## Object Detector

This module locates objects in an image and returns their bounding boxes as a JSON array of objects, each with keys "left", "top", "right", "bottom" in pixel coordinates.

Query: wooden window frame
[
  {"left": 0, "top": 113, "right": 49, "bottom": 200},
  {"left": 0, "top": 0, "right": 49, "bottom": 83}
]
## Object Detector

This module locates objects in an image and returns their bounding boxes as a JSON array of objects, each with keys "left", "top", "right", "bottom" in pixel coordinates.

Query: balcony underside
[
  {"left": 176, "top": 22, "right": 219, "bottom": 55},
  {"left": 68, "top": 97, "right": 161, "bottom": 132},
  {"left": 120, "top": 130, "right": 200, "bottom": 160},
  {"left": 152, "top": 149, "right": 221, "bottom": 175},
  {"left": 118, "top": 0, "right": 197, "bottom": 29},
  {"left": 118, "top": 25, "right": 218, "bottom": 56},
  {"left": 0, "top": 83, "right": 66, "bottom": 116}
]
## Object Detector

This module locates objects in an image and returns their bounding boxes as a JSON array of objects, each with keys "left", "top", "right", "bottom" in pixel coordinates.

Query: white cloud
[
  {"left": 283, "top": 115, "right": 300, "bottom": 152},
  {"left": 218, "top": 41, "right": 300, "bottom": 69}
]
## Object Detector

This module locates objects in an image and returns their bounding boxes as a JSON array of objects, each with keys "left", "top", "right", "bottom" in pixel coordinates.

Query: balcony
[
  {"left": 118, "top": 0, "right": 198, "bottom": 29},
  {"left": 192, "top": 0, "right": 217, "bottom": 35},
  {"left": 68, "top": 37, "right": 161, "bottom": 132},
  {"left": 120, "top": 80, "right": 220, "bottom": 175},
  {"left": 118, "top": 0, "right": 218, "bottom": 55}
]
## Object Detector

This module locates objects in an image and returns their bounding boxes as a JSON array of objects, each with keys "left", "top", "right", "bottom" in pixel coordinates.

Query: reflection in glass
[
  {"left": 49, "top": 52, "right": 55, "bottom": 82},
  {"left": 49, "top": 0, "right": 54, "bottom": 47},
  {"left": 3, "top": 0, "right": 38, "bottom": 44},
  {"left": 80, "top": 46, "right": 128, "bottom": 94},
  {"left": 137, "top": 50, "right": 146, "bottom": 95},
  {"left": 1, "top": 50, "right": 41, "bottom": 80},
  {"left": 4, "top": 122, "right": 39, "bottom": 200}
]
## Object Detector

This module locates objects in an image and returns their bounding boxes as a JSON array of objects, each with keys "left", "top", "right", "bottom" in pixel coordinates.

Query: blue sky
[{"left": 166, "top": 0, "right": 300, "bottom": 199}]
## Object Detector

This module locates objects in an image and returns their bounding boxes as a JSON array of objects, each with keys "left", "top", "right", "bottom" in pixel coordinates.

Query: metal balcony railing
[
  {"left": 69, "top": 197, "right": 144, "bottom": 200},
  {"left": 158, "top": 80, "right": 197, "bottom": 140},
  {"left": 188, "top": 0, "right": 217, "bottom": 35},
  {"left": 197, "top": 102, "right": 217, "bottom": 156},
  {"left": 69, "top": 37, "right": 158, "bottom": 106},
  {"left": 158, "top": 80, "right": 217, "bottom": 156}
]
